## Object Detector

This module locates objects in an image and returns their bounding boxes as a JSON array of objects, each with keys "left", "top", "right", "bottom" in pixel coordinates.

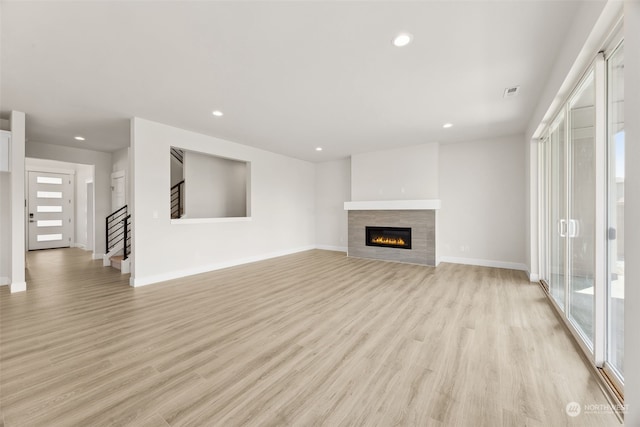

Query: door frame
[
  {"left": 111, "top": 170, "right": 126, "bottom": 211},
  {"left": 25, "top": 166, "right": 75, "bottom": 250}
]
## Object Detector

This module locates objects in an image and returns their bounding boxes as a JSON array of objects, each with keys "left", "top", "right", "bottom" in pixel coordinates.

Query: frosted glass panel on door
[
  {"left": 37, "top": 234, "right": 63, "bottom": 242},
  {"left": 37, "top": 220, "right": 63, "bottom": 227},
  {"left": 36, "top": 176, "right": 63, "bottom": 185},
  {"left": 37, "top": 191, "right": 63, "bottom": 199},
  {"left": 37, "top": 205, "right": 63, "bottom": 213}
]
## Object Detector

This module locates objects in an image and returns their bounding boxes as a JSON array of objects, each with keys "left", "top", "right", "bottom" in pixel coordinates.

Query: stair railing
[
  {"left": 170, "top": 147, "right": 184, "bottom": 163},
  {"left": 106, "top": 205, "right": 128, "bottom": 253},
  {"left": 123, "top": 214, "right": 131, "bottom": 260},
  {"left": 171, "top": 180, "right": 185, "bottom": 219}
]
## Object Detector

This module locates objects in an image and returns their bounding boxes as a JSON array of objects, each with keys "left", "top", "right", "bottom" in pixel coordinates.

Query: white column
[
  {"left": 624, "top": 0, "right": 640, "bottom": 423},
  {"left": 10, "top": 111, "right": 26, "bottom": 293},
  {"left": 527, "top": 137, "right": 539, "bottom": 282}
]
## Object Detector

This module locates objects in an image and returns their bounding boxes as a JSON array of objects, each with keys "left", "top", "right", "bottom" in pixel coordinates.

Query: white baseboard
[
  {"left": 528, "top": 272, "right": 540, "bottom": 282},
  {"left": 438, "top": 256, "right": 527, "bottom": 272},
  {"left": 315, "top": 245, "right": 347, "bottom": 253},
  {"left": 10, "top": 281, "right": 27, "bottom": 293},
  {"left": 72, "top": 243, "right": 86, "bottom": 250},
  {"left": 92, "top": 253, "right": 104, "bottom": 260},
  {"left": 0, "top": 276, "right": 10, "bottom": 286},
  {"left": 130, "top": 245, "right": 316, "bottom": 287}
]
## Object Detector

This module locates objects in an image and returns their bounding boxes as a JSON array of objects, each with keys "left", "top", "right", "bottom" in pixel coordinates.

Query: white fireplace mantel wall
[
  {"left": 332, "top": 137, "right": 526, "bottom": 271},
  {"left": 344, "top": 199, "right": 441, "bottom": 211}
]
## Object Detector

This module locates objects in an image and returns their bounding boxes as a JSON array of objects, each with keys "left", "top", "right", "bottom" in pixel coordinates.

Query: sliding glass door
[
  {"left": 567, "top": 71, "right": 596, "bottom": 348},
  {"left": 540, "top": 36, "right": 625, "bottom": 390},
  {"left": 544, "top": 69, "right": 597, "bottom": 351},
  {"left": 606, "top": 41, "right": 624, "bottom": 384},
  {"left": 548, "top": 115, "right": 566, "bottom": 310}
]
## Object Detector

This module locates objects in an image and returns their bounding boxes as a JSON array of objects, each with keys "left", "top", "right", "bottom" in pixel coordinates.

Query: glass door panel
[
  {"left": 567, "top": 71, "right": 596, "bottom": 348},
  {"left": 548, "top": 115, "right": 566, "bottom": 310},
  {"left": 607, "top": 43, "right": 624, "bottom": 378}
]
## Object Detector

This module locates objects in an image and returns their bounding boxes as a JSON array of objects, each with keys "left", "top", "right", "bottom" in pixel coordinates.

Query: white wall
[
  {"left": 351, "top": 143, "right": 438, "bottom": 201},
  {"left": 439, "top": 135, "right": 526, "bottom": 270},
  {"left": 315, "top": 158, "right": 350, "bottom": 252},
  {"left": 624, "top": 0, "right": 640, "bottom": 422},
  {"left": 131, "top": 117, "right": 316, "bottom": 286},
  {"left": 26, "top": 141, "right": 111, "bottom": 258},
  {"left": 183, "top": 150, "right": 247, "bottom": 218}
]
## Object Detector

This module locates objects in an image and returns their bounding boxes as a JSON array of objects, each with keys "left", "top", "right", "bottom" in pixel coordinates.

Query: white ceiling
[{"left": 1, "top": 1, "right": 582, "bottom": 162}]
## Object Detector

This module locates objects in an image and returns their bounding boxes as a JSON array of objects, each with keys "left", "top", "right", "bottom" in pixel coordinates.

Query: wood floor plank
[{"left": 0, "top": 248, "right": 621, "bottom": 426}]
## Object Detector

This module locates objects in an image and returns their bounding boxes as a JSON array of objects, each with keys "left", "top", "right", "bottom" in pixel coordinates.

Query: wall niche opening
[{"left": 170, "top": 147, "right": 251, "bottom": 220}]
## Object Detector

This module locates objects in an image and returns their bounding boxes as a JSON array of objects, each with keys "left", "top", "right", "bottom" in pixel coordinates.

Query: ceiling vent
[{"left": 503, "top": 86, "right": 520, "bottom": 98}]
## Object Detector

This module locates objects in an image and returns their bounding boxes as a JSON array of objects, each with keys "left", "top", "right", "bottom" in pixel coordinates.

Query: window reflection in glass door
[{"left": 607, "top": 42, "right": 624, "bottom": 379}]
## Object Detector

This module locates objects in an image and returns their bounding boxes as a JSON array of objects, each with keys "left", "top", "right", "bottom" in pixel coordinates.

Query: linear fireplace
[{"left": 366, "top": 226, "right": 412, "bottom": 250}]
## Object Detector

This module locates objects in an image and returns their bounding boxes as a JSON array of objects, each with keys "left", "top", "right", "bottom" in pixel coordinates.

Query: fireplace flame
[{"left": 372, "top": 236, "right": 406, "bottom": 246}]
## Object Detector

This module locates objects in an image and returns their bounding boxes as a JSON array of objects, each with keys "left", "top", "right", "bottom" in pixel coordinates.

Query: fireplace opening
[{"left": 366, "top": 226, "right": 412, "bottom": 249}]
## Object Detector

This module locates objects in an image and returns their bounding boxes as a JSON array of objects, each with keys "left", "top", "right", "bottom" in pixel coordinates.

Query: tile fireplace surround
[{"left": 344, "top": 200, "right": 440, "bottom": 266}]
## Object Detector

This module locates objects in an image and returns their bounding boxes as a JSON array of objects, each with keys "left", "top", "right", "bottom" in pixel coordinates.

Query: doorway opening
[{"left": 25, "top": 158, "right": 95, "bottom": 253}]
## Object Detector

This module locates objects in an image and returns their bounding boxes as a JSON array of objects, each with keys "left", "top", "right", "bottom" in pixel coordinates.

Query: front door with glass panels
[{"left": 28, "top": 171, "right": 73, "bottom": 250}]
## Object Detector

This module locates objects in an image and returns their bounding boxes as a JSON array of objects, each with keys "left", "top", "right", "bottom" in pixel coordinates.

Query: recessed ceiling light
[
  {"left": 392, "top": 33, "right": 413, "bottom": 47},
  {"left": 316, "top": 147, "right": 323, "bottom": 152},
  {"left": 74, "top": 136, "right": 86, "bottom": 141},
  {"left": 212, "top": 110, "right": 224, "bottom": 117},
  {"left": 443, "top": 123, "right": 453, "bottom": 129}
]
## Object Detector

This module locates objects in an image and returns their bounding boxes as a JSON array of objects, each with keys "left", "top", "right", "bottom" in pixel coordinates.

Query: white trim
[
  {"left": 10, "top": 281, "right": 26, "bottom": 293},
  {"left": 439, "top": 256, "right": 527, "bottom": 272},
  {"left": 72, "top": 243, "right": 86, "bottom": 250},
  {"left": 594, "top": 52, "right": 607, "bottom": 367},
  {"left": 0, "top": 276, "right": 10, "bottom": 286},
  {"left": 111, "top": 170, "right": 125, "bottom": 179},
  {"left": 25, "top": 165, "right": 76, "bottom": 175},
  {"left": 315, "top": 245, "right": 347, "bottom": 253},
  {"left": 120, "top": 258, "right": 131, "bottom": 274},
  {"left": 130, "top": 245, "right": 316, "bottom": 287},
  {"left": 528, "top": 272, "right": 540, "bottom": 282},
  {"left": 171, "top": 216, "right": 252, "bottom": 225},
  {"left": 344, "top": 200, "right": 441, "bottom": 211},
  {"left": 92, "top": 253, "right": 104, "bottom": 260}
]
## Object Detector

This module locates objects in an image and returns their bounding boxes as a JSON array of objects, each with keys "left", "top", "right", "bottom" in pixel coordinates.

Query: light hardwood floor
[{"left": 0, "top": 249, "right": 620, "bottom": 426}]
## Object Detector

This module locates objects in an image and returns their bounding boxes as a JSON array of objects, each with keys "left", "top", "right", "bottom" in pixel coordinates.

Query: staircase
[
  {"left": 171, "top": 180, "right": 185, "bottom": 219},
  {"left": 170, "top": 147, "right": 185, "bottom": 219},
  {"left": 104, "top": 205, "right": 131, "bottom": 274}
]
